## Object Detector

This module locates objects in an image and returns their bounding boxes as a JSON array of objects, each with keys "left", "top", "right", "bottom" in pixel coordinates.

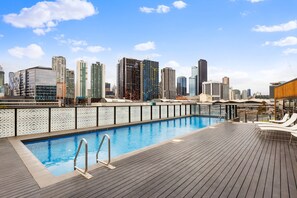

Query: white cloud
[
  {"left": 134, "top": 41, "right": 156, "bottom": 51},
  {"left": 248, "top": 0, "right": 264, "bottom": 3},
  {"left": 8, "top": 44, "right": 44, "bottom": 59},
  {"left": 139, "top": 7, "right": 155, "bottom": 13},
  {"left": 252, "top": 20, "right": 297, "bottom": 32},
  {"left": 87, "top": 45, "right": 108, "bottom": 53},
  {"left": 156, "top": 5, "right": 170, "bottom": 13},
  {"left": 139, "top": 5, "right": 170, "bottom": 14},
  {"left": 54, "top": 34, "right": 110, "bottom": 53},
  {"left": 264, "top": 36, "right": 297, "bottom": 47},
  {"left": 68, "top": 39, "right": 88, "bottom": 46},
  {"left": 71, "top": 47, "right": 83, "bottom": 52},
  {"left": 173, "top": 1, "right": 187, "bottom": 9},
  {"left": 283, "top": 48, "right": 297, "bottom": 55},
  {"left": 3, "top": 0, "right": 96, "bottom": 35}
]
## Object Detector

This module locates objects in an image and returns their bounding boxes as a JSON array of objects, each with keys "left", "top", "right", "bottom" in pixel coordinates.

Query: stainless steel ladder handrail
[
  {"left": 96, "top": 134, "right": 115, "bottom": 169},
  {"left": 74, "top": 138, "right": 89, "bottom": 174}
]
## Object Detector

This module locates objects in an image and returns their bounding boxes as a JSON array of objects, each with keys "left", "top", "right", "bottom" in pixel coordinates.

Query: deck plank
[{"left": 1, "top": 122, "right": 297, "bottom": 197}]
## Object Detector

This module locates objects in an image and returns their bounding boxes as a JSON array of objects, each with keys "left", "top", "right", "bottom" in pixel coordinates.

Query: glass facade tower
[
  {"left": 91, "top": 62, "right": 105, "bottom": 99},
  {"left": 142, "top": 60, "right": 159, "bottom": 101},
  {"left": 198, "top": 59, "right": 207, "bottom": 95},
  {"left": 117, "top": 57, "right": 141, "bottom": 100},
  {"left": 177, "top": 76, "right": 187, "bottom": 96}
]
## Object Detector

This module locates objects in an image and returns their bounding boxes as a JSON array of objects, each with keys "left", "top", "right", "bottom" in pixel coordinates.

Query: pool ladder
[
  {"left": 74, "top": 138, "right": 93, "bottom": 179},
  {"left": 74, "top": 134, "right": 115, "bottom": 178},
  {"left": 96, "top": 134, "right": 116, "bottom": 169}
]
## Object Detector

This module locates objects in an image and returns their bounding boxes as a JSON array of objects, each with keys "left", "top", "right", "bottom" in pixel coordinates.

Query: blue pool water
[{"left": 24, "top": 116, "right": 223, "bottom": 176}]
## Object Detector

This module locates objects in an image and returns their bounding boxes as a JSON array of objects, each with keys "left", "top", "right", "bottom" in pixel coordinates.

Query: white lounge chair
[
  {"left": 254, "top": 113, "right": 289, "bottom": 124},
  {"left": 290, "top": 131, "right": 297, "bottom": 144},
  {"left": 269, "top": 113, "right": 289, "bottom": 123},
  {"left": 256, "top": 113, "right": 297, "bottom": 128},
  {"left": 259, "top": 123, "right": 297, "bottom": 139}
]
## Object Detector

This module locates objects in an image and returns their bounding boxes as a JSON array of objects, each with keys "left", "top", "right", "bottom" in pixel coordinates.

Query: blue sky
[{"left": 0, "top": 0, "right": 297, "bottom": 95}]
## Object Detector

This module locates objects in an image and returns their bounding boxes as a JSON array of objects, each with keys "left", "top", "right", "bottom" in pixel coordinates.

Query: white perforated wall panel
[
  {"left": 168, "top": 105, "right": 174, "bottom": 117},
  {"left": 98, "top": 107, "right": 114, "bottom": 126},
  {"left": 131, "top": 106, "right": 141, "bottom": 122},
  {"left": 161, "top": 106, "right": 167, "bottom": 119},
  {"left": 152, "top": 106, "right": 159, "bottom": 120},
  {"left": 175, "top": 105, "right": 180, "bottom": 117},
  {"left": 51, "top": 108, "right": 75, "bottom": 132},
  {"left": 186, "top": 105, "right": 191, "bottom": 115},
  {"left": 0, "top": 109, "right": 15, "bottom": 138},
  {"left": 77, "top": 107, "right": 97, "bottom": 129},
  {"left": 142, "top": 106, "right": 151, "bottom": 121},
  {"left": 116, "top": 107, "right": 129, "bottom": 124},
  {"left": 17, "top": 108, "right": 49, "bottom": 136}
]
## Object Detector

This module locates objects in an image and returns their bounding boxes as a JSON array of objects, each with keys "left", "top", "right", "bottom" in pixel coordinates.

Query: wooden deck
[{"left": 1, "top": 122, "right": 297, "bottom": 197}]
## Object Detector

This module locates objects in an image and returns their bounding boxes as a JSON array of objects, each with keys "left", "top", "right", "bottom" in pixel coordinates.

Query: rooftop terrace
[{"left": 1, "top": 122, "right": 297, "bottom": 197}]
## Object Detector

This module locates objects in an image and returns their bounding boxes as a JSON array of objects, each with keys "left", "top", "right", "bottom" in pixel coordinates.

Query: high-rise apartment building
[
  {"left": 76, "top": 60, "right": 88, "bottom": 99},
  {"left": 189, "top": 66, "right": 198, "bottom": 96},
  {"left": 52, "top": 56, "right": 66, "bottom": 99},
  {"left": 142, "top": 60, "right": 159, "bottom": 101},
  {"left": 222, "top": 76, "right": 230, "bottom": 100},
  {"left": 242, "top": 90, "right": 248, "bottom": 99},
  {"left": 269, "top": 82, "right": 284, "bottom": 98},
  {"left": 161, "top": 67, "right": 176, "bottom": 99},
  {"left": 12, "top": 67, "right": 57, "bottom": 101},
  {"left": 91, "top": 62, "right": 105, "bottom": 99},
  {"left": 117, "top": 57, "right": 142, "bottom": 100},
  {"left": 0, "top": 66, "right": 4, "bottom": 97},
  {"left": 177, "top": 76, "right": 187, "bottom": 96},
  {"left": 247, "top": 89, "right": 251, "bottom": 98},
  {"left": 222, "top": 76, "right": 229, "bottom": 86},
  {"left": 232, "top": 89, "right": 241, "bottom": 100},
  {"left": 202, "top": 81, "right": 222, "bottom": 101},
  {"left": 198, "top": 59, "right": 207, "bottom": 95},
  {"left": 66, "top": 69, "right": 75, "bottom": 99}
]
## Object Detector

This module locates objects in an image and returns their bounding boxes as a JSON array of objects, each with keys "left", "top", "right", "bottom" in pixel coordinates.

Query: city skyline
[{"left": 0, "top": 0, "right": 297, "bottom": 94}]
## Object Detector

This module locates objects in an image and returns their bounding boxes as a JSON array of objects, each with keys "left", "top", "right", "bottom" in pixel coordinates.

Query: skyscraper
[
  {"left": 242, "top": 90, "right": 248, "bottom": 99},
  {"left": 189, "top": 66, "right": 198, "bottom": 96},
  {"left": 142, "top": 60, "right": 159, "bottom": 101},
  {"left": 161, "top": 67, "right": 176, "bottom": 99},
  {"left": 66, "top": 69, "right": 75, "bottom": 99},
  {"left": 222, "top": 76, "right": 229, "bottom": 86},
  {"left": 222, "top": 76, "right": 230, "bottom": 100},
  {"left": 198, "top": 59, "right": 207, "bottom": 95},
  {"left": 269, "top": 82, "right": 284, "bottom": 98},
  {"left": 91, "top": 62, "right": 105, "bottom": 99},
  {"left": 76, "top": 60, "right": 88, "bottom": 99},
  {"left": 177, "top": 76, "right": 187, "bottom": 96},
  {"left": 247, "top": 89, "right": 251, "bottom": 98},
  {"left": 0, "top": 66, "right": 4, "bottom": 97},
  {"left": 117, "top": 57, "right": 141, "bottom": 100},
  {"left": 52, "top": 56, "right": 66, "bottom": 99}
]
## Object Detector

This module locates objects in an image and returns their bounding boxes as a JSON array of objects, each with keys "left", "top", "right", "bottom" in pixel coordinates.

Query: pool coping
[{"left": 8, "top": 117, "right": 226, "bottom": 188}]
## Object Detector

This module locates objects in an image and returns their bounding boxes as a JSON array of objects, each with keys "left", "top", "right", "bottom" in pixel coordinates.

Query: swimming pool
[{"left": 24, "top": 116, "right": 223, "bottom": 176}]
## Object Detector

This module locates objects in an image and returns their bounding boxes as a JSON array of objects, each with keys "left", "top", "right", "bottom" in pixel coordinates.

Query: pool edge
[{"left": 8, "top": 120, "right": 225, "bottom": 188}]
